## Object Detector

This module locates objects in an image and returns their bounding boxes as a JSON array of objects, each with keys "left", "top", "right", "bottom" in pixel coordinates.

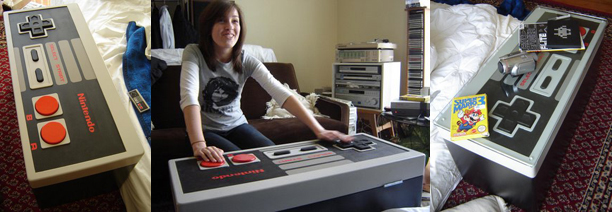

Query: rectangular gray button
[
  {"left": 556, "top": 60, "right": 580, "bottom": 101},
  {"left": 516, "top": 68, "right": 540, "bottom": 90},
  {"left": 71, "top": 38, "right": 96, "bottom": 80},
  {"left": 279, "top": 155, "right": 345, "bottom": 170},
  {"left": 13, "top": 48, "right": 26, "bottom": 92},
  {"left": 45, "top": 42, "right": 68, "bottom": 85},
  {"left": 273, "top": 151, "right": 337, "bottom": 165},
  {"left": 529, "top": 54, "right": 571, "bottom": 97},
  {"left": 517, "top": 52, "right": 548, "bottom": 90},
  {"left": 23, "top": 45, "right": 53, "bottom": 89},
  {"left": 286, "top": 160, "right": 352, "bottom": 175},
  {"left": 58, "top": 40, "right": 82, "bottom": 82}
]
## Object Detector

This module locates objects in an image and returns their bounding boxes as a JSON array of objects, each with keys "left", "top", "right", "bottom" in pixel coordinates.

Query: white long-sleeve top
[
  {"left": 159, "top": 5, "right": 175, "bottom": 49},
  {"left": 180, "top": 44, "right": 292, "bottom": 131}
]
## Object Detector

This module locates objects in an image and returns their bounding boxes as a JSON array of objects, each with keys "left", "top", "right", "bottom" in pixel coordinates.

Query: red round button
[
  {"left": 200, "top": 160, "right": 225, "bottom": 167},
  {"left": 40, "top": 122, "right": 66, "bottom": 144},
  {"left": 232, "top": 154, "right": 256, "bottom": 163},
  {"left": 35, "top": 96, "right": 59, "bottom": 116}
]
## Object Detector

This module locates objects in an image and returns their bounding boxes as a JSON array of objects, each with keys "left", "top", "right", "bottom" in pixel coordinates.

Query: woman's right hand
[{"left": 192, "top": 142, "right": 225, "bottom": 163}]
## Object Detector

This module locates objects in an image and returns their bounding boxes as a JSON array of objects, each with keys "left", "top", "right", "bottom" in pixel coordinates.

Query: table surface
[{"left": 433, "top": 7, "right": 607, "bottom": 169}]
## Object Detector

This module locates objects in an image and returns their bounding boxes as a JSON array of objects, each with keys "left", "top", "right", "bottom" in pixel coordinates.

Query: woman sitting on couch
[{"left": 180, "top": 0, "right": 353, "bottom": 163}]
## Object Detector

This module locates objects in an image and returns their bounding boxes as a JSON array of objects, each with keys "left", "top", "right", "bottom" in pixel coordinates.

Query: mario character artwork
[{"left": 457, "top": 108, "right": 485, "bottom": 132}]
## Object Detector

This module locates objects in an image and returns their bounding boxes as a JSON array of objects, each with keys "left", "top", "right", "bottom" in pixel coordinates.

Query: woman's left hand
[{"left": 316, "top": 130, "right": 353, "bottom": 143}]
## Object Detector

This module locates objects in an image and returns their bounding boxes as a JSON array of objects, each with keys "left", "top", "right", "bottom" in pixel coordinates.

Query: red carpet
[
  {"left": 442, "top": 0, "right": 612, "bottom": 211},
  {"left": 581, "top": 125, "right": 612, "bottom": 211},
  {"left": 0, "top": 16, "right": 126, "bottom": 211}
]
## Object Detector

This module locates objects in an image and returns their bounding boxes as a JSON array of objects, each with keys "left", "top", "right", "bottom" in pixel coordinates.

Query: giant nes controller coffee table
[
  {"left": 169, "top": 133, "right": 425, "bottom": 212},
  {"left": 4, "top": 4, "right": 144, "bottom": 205},
  {"left": 433, "top": 7, "right": 607, "bottom": 211}
]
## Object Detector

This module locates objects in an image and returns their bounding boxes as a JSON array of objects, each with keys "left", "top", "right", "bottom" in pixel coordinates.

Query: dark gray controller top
[{"left": 5, "top": 4, "right": 143, "bottom": 188}]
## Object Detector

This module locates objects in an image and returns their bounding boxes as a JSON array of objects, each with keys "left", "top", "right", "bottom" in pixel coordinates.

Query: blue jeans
[{"left": 203, "top": 124, "right": 275, "bottom": 151}]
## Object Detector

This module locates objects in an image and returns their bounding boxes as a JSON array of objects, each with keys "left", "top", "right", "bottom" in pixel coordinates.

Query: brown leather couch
[
  {"left": 240, "top": 63, "right": 350, "bottom": 144},
  {"left": 151, "top": 62, "right": 349, "bottom": 148}
]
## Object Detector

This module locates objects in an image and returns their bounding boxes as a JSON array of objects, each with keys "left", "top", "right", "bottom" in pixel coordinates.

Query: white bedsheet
[
  {"left": 429, "top": 2, "right": 519, "bottom": 211},
  {"left": 48, "top": 1, "right": 151, "bottom": 211},
  {"left": 441, "top": 195, "right": 508, "bottom": 212}
]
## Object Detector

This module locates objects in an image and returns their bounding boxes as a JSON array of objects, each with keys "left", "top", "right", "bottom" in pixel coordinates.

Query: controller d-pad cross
[
  {"left": 18, "top": 14, "right": 55, "bottom": 39},
  {"left": 490, "top": 96, "right": 540, "bottom": 137},
  {"left": 334, "top": 138, "right": 376, "bottom": 151}
]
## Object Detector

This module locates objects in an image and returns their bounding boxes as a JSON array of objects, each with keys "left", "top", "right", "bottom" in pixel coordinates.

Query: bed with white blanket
[{"left": 429, "top": 2, "right": 521, "bottom": 211}]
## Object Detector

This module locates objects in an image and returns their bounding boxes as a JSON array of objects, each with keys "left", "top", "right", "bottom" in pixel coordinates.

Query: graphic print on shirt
[{"left": 202, "top": 77, "right": 239, "bottom": 114}]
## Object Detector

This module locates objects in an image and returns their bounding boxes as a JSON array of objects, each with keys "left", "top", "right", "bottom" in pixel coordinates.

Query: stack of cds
[{"left": 408, "top": 8, "right": 425, "bottom": 95}]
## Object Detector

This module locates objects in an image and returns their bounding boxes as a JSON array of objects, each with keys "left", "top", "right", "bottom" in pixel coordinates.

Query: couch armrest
[{"left": 315, "top": 96, "right": 351, "bottom": 127}]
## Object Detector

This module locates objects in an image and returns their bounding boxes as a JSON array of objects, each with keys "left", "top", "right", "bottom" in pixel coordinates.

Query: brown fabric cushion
[
  {"left": 262, "top": 63, "right": 300, "bottom": 92},
  {"left": 241, "top": 63, "right": 299, "bottom": 120},
  {"left": 151, "top": 128, "right": 191, "bottom": 158},
  {"left": 151, "top": 66, "right": 185, "bottom": 129},
  {"left": 248, "top": 117, "right": 347, "bottom": 145}
]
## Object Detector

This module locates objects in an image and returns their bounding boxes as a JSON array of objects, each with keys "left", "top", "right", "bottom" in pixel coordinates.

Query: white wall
[
  {"left": 337, "top": 0, "right": 407, "bottom": 93},
  {"left": 235, "top": 0, "right": 406, "bottom": 93},
  {"left": 235, "top": 0, "right": 337, "bottom": 93}
]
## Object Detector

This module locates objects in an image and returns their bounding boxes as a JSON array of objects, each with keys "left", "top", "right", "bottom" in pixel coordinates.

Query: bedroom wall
[
  {"left": 236, "top": 0, "right": 406, "bottom": 94},
  {"left": 235, "top": 0, "right": 338, "bottom": 93}
]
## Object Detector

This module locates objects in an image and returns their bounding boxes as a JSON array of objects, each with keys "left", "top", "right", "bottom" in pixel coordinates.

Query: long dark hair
[{"left": 198, "top": 0, "right": 245, "bottom": 73}]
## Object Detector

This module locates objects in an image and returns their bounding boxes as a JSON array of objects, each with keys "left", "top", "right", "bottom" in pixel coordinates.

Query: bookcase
[{"left": 405, "top": 7, "right": 429, "bottom": 95}]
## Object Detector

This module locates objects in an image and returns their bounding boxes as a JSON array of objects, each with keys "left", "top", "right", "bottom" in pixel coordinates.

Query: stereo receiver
[{"left": 332, "top": 62, "right": 401, "bottom": 111}]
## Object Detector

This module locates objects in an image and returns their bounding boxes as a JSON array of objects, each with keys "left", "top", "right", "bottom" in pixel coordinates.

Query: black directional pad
[
  {"left": 490, "top": 96, "right": 540, "bottom": 137},
  {"left": 334, "top": 138, "right": 376, "bottom": 151},
  {"left": 498, "top": 119, "right": 517, "bottom": 134},
  {"left": 518, "top": 113, "right": 536, "bottom": 128},
  {"left": 337, "top": 141, "right": 354, "bottom": 149},
  {"left": 18, "top": 14, "right": 55, "bottom": 39}
]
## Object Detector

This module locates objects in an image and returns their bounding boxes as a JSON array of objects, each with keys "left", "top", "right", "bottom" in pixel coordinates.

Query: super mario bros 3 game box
[{"left": 450, "top": 94, "right": 490, "bottom": 141}]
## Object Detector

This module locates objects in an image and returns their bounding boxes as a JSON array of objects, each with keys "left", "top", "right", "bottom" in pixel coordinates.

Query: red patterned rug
[
  {"left": 442, "top": 0, "right": 612, "bottom": 211},
  {"left": 0, "top": 16, "right": 126, "bottom": 211},
  {"left": 581, "top": 125, "right": 612, "bottom": 211}
]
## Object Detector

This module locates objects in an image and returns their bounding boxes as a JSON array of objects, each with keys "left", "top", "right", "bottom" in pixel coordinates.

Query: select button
[
  {"left": 273, "top": 150, "right": 290, "bottom": 156},
  {"left": 300, "top": 146, "right": 317, "bottom": 151},
  {"left": 31, "top": 49, "right": 39, "bottom": 62}
]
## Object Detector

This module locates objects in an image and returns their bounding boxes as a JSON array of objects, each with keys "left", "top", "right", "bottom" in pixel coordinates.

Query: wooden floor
[{"left": 544, "top": 0, "right": 612, "bottom": 14}]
